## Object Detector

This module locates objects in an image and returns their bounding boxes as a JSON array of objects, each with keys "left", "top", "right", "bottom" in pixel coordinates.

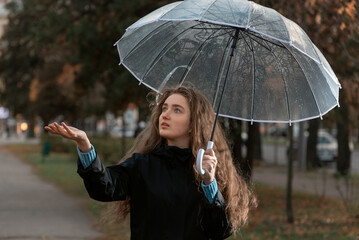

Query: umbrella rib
[
  {"left": 264, "top": 42, "right": 292, "bottom": 122},
  {"left": 119, "top": 21, "right": 170, "bottom": 63},
  {"left": 192, "top": 25, "right": 234, "bottom": 40},
  {"left": 246, "top": 31, "right": 285, "bottom": 49},
  {"left": 281, "top": 18, "right": 291, "bottom": 42},
  {"left": 246, "top": 2, "right": 255, "bottom": 28},
  {"left": 284, "top": 45, "right": 323, "bottom": 119},
  {"left": 226, "top": 0, "right": 237, "bottom": 25},
  {"left": 239, "top": 30, "right": 252, "bottom": 51},
  {"left": 206, "top": 28, "right": 235, "bottom": 40},
  {"left": 179, "top": 28, "right": 224, "bottom": 85},
  {"left": 240, "top": 30, "right": 257, "bottom": 121},
  {"left": 212, "top": 34, "right": 233, "bottom": 109},
  {"left": 200, "top": 1, "right": 236, "bottom": 24},
  {"left": 246, "top": 32, "right": 271, "bottom": 52},
  {"left": 249, "top": 37, "right": 256, "bottom": 122},
  {"left": 191, "top": 26, "right": 232, "bottom": 30},
  {"left": 199, "top": 0, "right": 217, "bottom": 20},
  {"left": 140, "top": 22, "right": 203, "bottom": 83}
]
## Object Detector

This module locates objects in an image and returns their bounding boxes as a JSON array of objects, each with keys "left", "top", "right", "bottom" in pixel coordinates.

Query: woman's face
[{"left": 159, "top": 93, "right": 191, "bottom": 148}]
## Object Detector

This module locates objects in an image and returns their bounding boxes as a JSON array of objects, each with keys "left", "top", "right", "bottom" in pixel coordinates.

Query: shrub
[{"left": 41, "top": 134, "right": 134, "bottom": 165}]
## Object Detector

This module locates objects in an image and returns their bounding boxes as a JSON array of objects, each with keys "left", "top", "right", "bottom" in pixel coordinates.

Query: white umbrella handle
[{"left": 196, "top": 141, "right": 214, "bottom": 175}]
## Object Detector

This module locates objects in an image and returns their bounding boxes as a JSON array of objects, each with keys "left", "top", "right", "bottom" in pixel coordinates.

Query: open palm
[{"left": 44, "top": 122, "right": 91, "bottom": 152}]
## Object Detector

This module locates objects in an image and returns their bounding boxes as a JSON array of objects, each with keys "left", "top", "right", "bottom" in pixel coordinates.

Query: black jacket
[{"left": 77, "top": 143, "right": 232, "bottom": 240}]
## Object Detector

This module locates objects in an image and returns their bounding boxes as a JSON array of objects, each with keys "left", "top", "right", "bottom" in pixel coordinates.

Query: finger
[
  {"left": 204, "top": 149, "right": 215, "bottom": 157},
  {"left": 203, "top": 154, "right": 217, "bottom": 164},
  {"left": 44, "top": 126, "right": 56, "bottom": 134},
  {"left": 203, "top": 155, "right": 215, "bottom": 163},
  {"left": 46, "top": 124, "right": 60, "bottom": 134},
  {"left": 54, "top": 122, "right": 69, "bottom": 137},
  {"left": 202, "top": 162, "right": 213, "bottom": 172},
  {"left": 45, "top": 123, "right": 56, "bottom": 130},
  {"left": 203, "top": 157, "right": 217, "bottom": 168},
  {"left": 204, "top": 160, "right": 217, "bottom": 172},
  {"left": 61, "top": 122, "right": 75, "bottom": 137}
]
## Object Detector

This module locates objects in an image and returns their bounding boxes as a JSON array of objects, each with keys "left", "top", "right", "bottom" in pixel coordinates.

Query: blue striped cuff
[
  {"left": 201, "top": 179, "right": 218, "bottom": 204},
  {"left": 77, "top": 145, "right": 96, "bottom": 169}
]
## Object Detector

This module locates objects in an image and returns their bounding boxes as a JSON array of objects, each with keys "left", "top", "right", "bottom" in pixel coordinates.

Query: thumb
[{"left": 205, "top": 148, "right": 215, "bottom": 156}]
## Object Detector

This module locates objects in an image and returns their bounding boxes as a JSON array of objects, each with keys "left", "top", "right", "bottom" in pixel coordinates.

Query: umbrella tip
[{"left": 113, "top": 40, "right": 120, "bottom": 47}]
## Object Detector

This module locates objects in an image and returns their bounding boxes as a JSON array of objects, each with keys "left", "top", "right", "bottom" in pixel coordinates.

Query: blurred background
[{"left": 0, "top": 0, "right": 358, "bottom": 239}]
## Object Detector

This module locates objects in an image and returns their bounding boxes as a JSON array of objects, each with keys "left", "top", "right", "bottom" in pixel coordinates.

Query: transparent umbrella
[{"left": 114, "top": 0, "right": 341, "bottom": 174}]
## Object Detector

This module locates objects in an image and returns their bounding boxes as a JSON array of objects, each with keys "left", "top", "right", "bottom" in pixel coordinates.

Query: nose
[{"left": 162, "top": 110, "right": 170, "bottom": 119}]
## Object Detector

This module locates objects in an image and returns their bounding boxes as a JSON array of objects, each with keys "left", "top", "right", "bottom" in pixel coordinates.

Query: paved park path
[
  {"left": 0, "top": 140, "right": 102, "bottom": 240},
  {"left": 253, "top": 164, "right": 355, "bottom": 200}
]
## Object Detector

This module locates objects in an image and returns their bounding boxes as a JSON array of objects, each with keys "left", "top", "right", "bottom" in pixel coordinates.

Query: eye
[
  {"left": 174, "top": 108, "right": 181, "bottom": 113},
  {"left": 162, "top": 107, "right": 167, "bottom": 112}
]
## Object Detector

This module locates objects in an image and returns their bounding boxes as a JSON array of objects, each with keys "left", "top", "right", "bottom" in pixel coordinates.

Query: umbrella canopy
[{"left": 114, "top": 0, "right": 340, "bottom": 124}]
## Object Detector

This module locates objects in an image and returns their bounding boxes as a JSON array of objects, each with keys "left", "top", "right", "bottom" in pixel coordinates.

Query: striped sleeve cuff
[
  {"left": 201, "top": 179, "right": 218, "bottom": 204},
  {"left": 77, "top": 145, "right": 96, "bottom": 169}
]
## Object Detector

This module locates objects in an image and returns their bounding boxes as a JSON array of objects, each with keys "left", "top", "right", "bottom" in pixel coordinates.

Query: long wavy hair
[{"left": 107, "top": 86, "right": 257, "bottom": 232}]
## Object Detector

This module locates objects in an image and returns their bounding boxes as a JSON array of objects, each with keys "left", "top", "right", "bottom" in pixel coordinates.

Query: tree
[
  {"left": 227, "top": 119, "right": 244, "bottom": 176},
  {"left": 255, "top": 0, "right": 358, "bottom": 177},
  {"left": 306, "top": 119, "right": 320, "bottom": 169},
  {"left": 253, "top": 0, "right": 358, "bottom": 223},
  {"left": 0, "top": 1, "right": 40, "bottom": 118},
  {"left": 0, "top": 0, "right": 174, "bottom": 128}
]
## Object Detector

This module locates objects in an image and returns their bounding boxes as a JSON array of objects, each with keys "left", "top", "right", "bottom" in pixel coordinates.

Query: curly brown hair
[{"left": 107, "top": 85, "right": 257, "bottom": 233}]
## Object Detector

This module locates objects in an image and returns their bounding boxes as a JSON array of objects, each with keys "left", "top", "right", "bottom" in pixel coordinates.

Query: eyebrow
[{"left": 163, "top": 103, "right": 185, "bottom": 109}]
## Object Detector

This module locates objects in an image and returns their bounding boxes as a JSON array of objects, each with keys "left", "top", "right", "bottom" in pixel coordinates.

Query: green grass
[
  {"left": 28, "top": 152, "right": 87, "bottom": 197},
  {"left": 3, "top": 144, "right": 359, "bottom": 240}
]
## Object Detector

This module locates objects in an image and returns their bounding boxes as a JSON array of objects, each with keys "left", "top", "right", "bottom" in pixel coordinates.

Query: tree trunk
[
  {"left": 254, "top": 123, "right": 262, "bottom": 160},
  {"left": 286, "top": 125, "right": 294, "bottom": 223},
  {"left": 242, "top": 122, "right": 256, "bottom": 182},
  {"left": 27, "top": 116, "right": 36, "bottom": 138},
  {"left": 336, "top": 101, "right": 351, "bottom": 176},
  {"left": 296, "top": 122, "right": 307, "bottom": 170},
  {"left": 122, "top": 112, "right": 127, "bottom": 158},
  {"left": 228, "top": 119, "right": 243, "bottom": 174},
  {"left": 306, "top": 119, "right": 320, "bottom": 169}
]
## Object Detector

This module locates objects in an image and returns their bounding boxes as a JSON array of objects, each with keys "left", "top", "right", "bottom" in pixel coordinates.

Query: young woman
[{"left": 45, "top": 86, "right": 257, "bottom": 240}]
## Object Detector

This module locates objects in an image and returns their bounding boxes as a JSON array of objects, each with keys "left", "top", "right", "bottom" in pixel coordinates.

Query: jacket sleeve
[
  {"left": 77, "top": 153, "right": 137, "bottom": 202},
  {"left": 200, "top": 190, "right": 233, "bottom": 240}
]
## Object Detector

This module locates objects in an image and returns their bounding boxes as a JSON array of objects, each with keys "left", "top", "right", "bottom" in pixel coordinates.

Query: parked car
[
  {"left": 290, "top": 129, "right": 354, "bottom": 163},
  {"left": 316, "top": 130, "right": 355, "bottom": 162},
  {"left": 316, "top": 130, "right": 338, "bottom": 162}
]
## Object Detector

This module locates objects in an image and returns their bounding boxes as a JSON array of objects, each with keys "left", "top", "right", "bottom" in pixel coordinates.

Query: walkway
[
  {"left": 0, "top": 139, "right": 102, "bottom": 240},
  {"left": 253, "top": 164, "right": 356, "bottom": 200}
]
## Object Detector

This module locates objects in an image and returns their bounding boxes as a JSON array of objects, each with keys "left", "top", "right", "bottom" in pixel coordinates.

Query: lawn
[{"left": 3, "top": 144, "right": 359, "bottom": 240}]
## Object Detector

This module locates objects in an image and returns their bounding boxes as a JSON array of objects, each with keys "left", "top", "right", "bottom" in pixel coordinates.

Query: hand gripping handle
[{"left": 196, "top": 141, "right": 214, "bottom": 175}]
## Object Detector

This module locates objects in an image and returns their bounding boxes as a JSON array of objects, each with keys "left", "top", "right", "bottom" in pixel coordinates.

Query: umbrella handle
[{"left": 196, "top": 141, "right": 214, "bottom": 175}]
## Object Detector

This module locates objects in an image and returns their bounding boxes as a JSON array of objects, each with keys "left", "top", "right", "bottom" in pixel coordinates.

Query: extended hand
[
  {"left": 202, "top": 149, "right": 217, "bottom": 185},
  {"left": 44, "top": 122, "right": 91, "bottom": 152}
]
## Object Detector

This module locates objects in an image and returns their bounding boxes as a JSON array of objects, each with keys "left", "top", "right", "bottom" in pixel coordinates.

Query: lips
[{"left": 161, "top": 122, "right": 169, "bottom": 127}]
